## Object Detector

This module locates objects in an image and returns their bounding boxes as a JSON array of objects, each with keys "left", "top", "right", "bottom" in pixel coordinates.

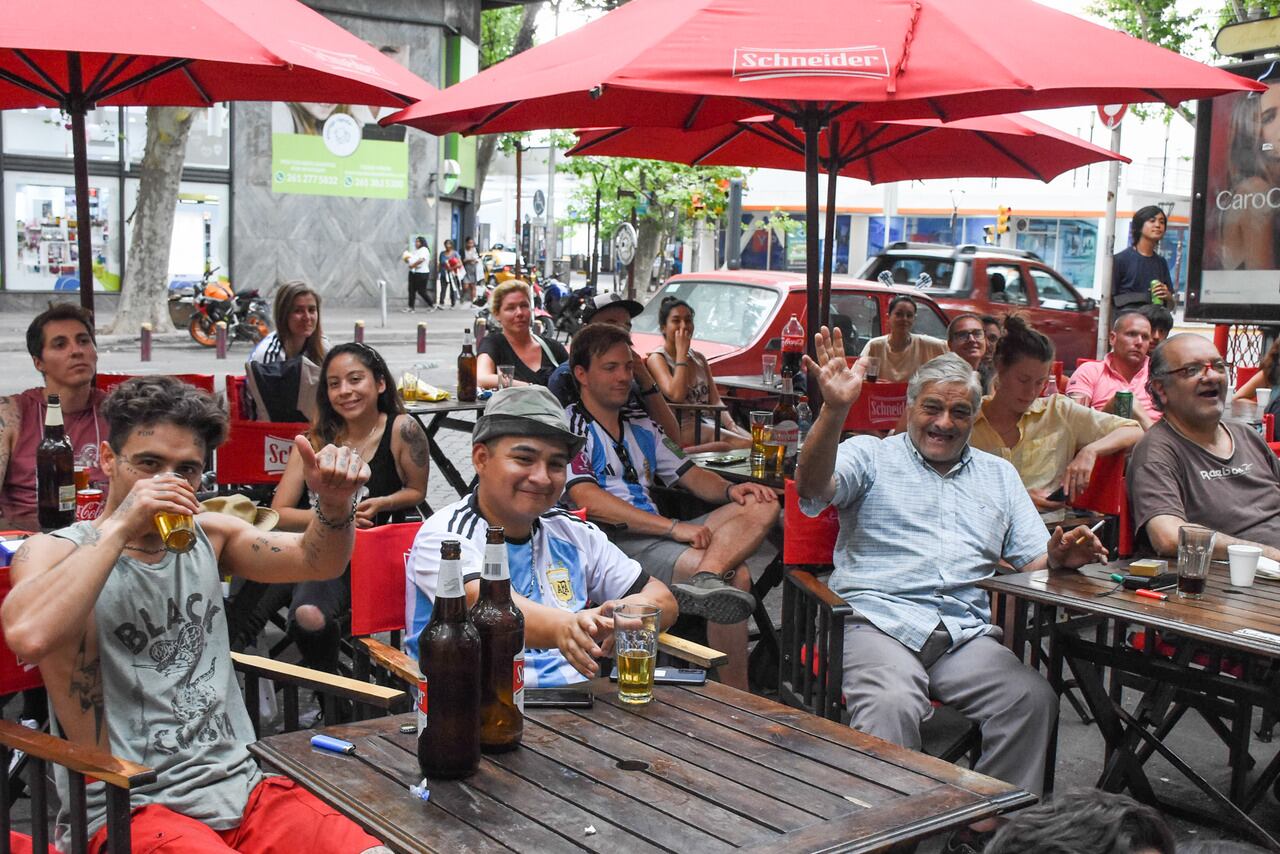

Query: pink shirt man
[{"left": 1065, "top": 353, "right": 1160, "bottom": 423}]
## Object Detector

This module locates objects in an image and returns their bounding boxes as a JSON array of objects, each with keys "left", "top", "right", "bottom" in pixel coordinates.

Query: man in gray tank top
[{"left": 1, "top": 377, "right": 391, "bottom": 854}]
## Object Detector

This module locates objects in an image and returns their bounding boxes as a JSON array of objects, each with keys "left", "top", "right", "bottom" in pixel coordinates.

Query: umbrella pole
[
  {"left": 802, "top": 111, "right": 823, "bottom": 410},
  {"left": 820, "top": 121, "right": 839, "bottom": 326},
  {"left": 67, "top": 54, "right": 95, "bottom": 319}
]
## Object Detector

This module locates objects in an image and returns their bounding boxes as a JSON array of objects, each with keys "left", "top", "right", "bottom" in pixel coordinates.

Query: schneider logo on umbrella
[{"left": 732, "top": 46, "right": 889, "bottom": 81}]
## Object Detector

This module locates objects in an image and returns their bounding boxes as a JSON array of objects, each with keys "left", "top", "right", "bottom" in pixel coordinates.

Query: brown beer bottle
[
  {"left": 471, "top": 526, "right": 525, "bottom": 752},
  {"left": 771, "top": 375, "right": 800, "bottom": 475},
  {"left": 416, "top": 540, "right": 481, "bottom": 778},
  {"left": 457, "top": 328, "right": 478, "bottom": 402},
  {"left": 37, "top": 394, "right": 75, "bottom": 530}
]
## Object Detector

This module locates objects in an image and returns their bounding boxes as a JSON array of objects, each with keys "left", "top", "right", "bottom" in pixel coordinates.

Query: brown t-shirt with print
[{"left": 1128, "top": 419, "right": 1280, "bottom": 548}]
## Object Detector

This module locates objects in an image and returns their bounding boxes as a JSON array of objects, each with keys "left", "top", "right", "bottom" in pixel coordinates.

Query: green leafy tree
[
  {"left": 559, "top": 156, "right": 743, "bottom": 288},
  {"left": 475, "top": 3, "right": 545, "bottom": 208},
  {"left": 1088, "top": 0, "right": 1280, "bottom": 125}
]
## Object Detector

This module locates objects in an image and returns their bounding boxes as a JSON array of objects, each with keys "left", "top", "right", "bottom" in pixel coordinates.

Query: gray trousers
[{"left": 840, "top": 618, "right": 1057, "bottom": 796}]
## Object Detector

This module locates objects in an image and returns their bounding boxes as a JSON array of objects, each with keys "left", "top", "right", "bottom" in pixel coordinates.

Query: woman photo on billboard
[{"left": 1219, "top": 73, "right": 1280, "bottom": 271}]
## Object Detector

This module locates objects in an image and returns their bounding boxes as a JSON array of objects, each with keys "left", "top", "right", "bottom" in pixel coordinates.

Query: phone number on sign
[
  {"left": 349, "top": 176, "right": 405, "bottom": 189},
  {"left": 282, "top": 173, "right": 340, "bottom": 186}
]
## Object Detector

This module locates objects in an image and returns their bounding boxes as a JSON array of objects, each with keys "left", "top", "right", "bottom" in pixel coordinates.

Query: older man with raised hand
[
  {"left": 795, "top": 330, "right": 1106, "bottom": 850},
  {"left": 1129, "top": 333, "right": 1280, "bottom": 561},
  {"left": 1066, "top": 310, "right": 1159, "bottom": 428}
]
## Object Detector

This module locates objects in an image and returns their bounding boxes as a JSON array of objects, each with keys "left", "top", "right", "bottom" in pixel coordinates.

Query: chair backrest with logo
[
  {"left": 214, "top": 375, "right": 309, "bottom": 487},
  {"left": 843, "top": 381, "right": 908, "bottom": 434}
]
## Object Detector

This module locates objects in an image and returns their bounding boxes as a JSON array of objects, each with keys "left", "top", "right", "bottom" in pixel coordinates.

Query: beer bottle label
[
  {"left": 57, "top": 484, "right": 75, "bottom": 511},
  {"left": 482, "top": 542, "right": 509, "bottom": 581},
  {"left": 416, "top": 677, "right": 428, "bottom": 732},
  {"left": 513, "top": 651, "right": 525, "bottom": 713},
  {"left": 773, "top": 421, "right": 799, "bottom": 457},
  {"left": 438, "top": 556, "right": 464, "bottom": 598}
]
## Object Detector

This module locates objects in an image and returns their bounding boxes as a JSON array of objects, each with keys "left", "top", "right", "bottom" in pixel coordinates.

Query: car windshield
[
  {"left": 858, "top": 255, "right": 960, "bottom": 292},
  {"left": 633, "top": 279, "right": 781, "bottom": 345}
]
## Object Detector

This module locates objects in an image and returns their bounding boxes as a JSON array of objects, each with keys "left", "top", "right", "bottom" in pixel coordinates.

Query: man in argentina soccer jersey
[
  {"left": 564, "top": 323, "right": 779, "bottom": 690},
  {"left": 404, "top": 386, "right": 677, "bottom": 686}
]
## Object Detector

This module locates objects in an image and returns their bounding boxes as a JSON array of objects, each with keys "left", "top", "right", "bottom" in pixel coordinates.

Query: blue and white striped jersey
[
  {"left": 405, "top": 493, "right": 645, "bottom": 687},
  {"left": 564, "top": 403, "right": 693, "bottom": 513}
]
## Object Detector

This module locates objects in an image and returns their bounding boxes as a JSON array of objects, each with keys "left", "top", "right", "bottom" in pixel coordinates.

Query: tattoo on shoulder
[
  {"left": 401, "top": 417, "right": 429, "bottom": 470},
  {"left": 71, "top": 634, "right": 105, "bottom": 744}
]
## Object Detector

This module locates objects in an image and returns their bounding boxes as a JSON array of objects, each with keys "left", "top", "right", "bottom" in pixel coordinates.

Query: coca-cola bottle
[
  {"left": 37, "top": 394, "right": 75, "bottom": 530},
  {"left": 471, "top": 526, "right": 525, "bottom": 752},
  {"left": 780, "top": 313, "right": 805, "bottom": 378},
  {"left": 417, "top": 540, "right": 481, "bottom": 778}
]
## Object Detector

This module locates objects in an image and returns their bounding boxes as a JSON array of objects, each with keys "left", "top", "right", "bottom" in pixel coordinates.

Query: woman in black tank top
[{"left": 264, "top": 343, "right": 431, "bottom": 680}]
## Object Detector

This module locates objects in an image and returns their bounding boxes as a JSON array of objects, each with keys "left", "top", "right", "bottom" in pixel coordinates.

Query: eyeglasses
[
  {"left": 950, "top": 329, "right": 985, "bottom": 341},
  {"left": 1160, "top": 359, "right": 1227, "bottom": 381},
  {"left": 613, "top": 440, "right": 640, "bottom": 484}
]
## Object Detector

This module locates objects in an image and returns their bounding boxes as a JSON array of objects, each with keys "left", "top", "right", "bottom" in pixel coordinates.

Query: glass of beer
[
  {"left": 1176, "top": 525, "right": 1215, "bottom": 599},
  {"left": 749, "top": 411, "right": 771, "bottom": 476},
  {"left": 761, "top": 425, "right": 785, "bottom": 474},
  {"left": 614, "top": 604, "right": 660, "bottom": 705},
  {"left": 155, "top": 512, "right": 196, "bottom": 553}
]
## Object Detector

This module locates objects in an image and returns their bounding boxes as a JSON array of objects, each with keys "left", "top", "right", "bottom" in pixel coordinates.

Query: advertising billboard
[{"left": 1188, "top": 60, "right": 1280, "bottom": 322}]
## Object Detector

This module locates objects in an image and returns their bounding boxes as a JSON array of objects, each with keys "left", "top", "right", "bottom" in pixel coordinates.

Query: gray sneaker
[{"left": 671, "top": 572, "right": 755, "bottom": 624}]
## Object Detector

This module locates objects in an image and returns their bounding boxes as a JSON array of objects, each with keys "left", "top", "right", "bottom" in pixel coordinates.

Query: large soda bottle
[
  {"left": 471, "top": 526, "right": 525, "bottom": 753},
  {"left": 771, "top": 375, "right": 800, "bottom": 474},
  {"left": 37, "top": 394, "right": 75, "bottom": 530},
  {"left": 780, "top": 313, "right": 805, "bottom": 378},
  {"left": 417, "top": 540, "right": 481, "bottom": 778},
  {"left": 458, "top": 328, "right": 478, "bottom": 402}
]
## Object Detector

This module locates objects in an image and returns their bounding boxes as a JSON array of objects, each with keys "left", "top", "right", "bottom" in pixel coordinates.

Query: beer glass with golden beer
[
  {"left": 614, "top": 604, "right": 660, "bottom": 705},
  {"left": 154, "top": 472, "right": 196, "bottom": 553}
]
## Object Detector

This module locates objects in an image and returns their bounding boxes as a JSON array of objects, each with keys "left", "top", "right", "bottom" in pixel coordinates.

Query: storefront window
[
  {"left": 123, "top": 106, "right": 230, "bottom": 169},
  {"left": 3, "top": 107, "right": 121, "bottom": 161},
  {"left": 5, "top": 172, "right": 121, "bottom": 292},
  {"left": 123, "top": 179, "right": 230, "bottom": 286}
]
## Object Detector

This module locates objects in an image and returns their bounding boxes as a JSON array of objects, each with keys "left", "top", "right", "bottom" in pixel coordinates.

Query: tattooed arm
[
  {"left": 211, "top": 436, "right": 369, "bottom": 582},
  {"left": 352, "top": 414, "right": 428, "bottom": 527}
]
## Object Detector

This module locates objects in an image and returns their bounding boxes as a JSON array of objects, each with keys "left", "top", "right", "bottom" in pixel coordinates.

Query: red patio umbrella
[
  {"left": 0, "top": 0, "right": 436, "bottom": 315},
  {"left": 385, "top": 0, "right": 1259, "bottom": 365},
  {"left": 570, "top": 113, "right": 1131, "bottom": 299}
]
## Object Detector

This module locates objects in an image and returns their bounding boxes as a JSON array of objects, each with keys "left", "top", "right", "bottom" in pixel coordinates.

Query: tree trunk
[
  {"left": 473, "top": 2, "right": 543, "bottom": 214},
  {"left": 108, "top": 107, "right": 195, "bottom": 334},
  {"left": 634, "top": 218, "right": 662, "bottom": 292}
]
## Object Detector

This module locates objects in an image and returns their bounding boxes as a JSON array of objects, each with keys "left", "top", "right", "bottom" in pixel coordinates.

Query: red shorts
[{"left": 88, "top": 776, "right": 385, "bottom": 854}]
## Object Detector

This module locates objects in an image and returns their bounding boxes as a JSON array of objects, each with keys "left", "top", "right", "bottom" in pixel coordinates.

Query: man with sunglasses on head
[
  {"left": 564, "top": 323, "right": 778, "bottom": 690},
  {"left": 1129, "top": 334, "right": 1280, "bottom": 561}
]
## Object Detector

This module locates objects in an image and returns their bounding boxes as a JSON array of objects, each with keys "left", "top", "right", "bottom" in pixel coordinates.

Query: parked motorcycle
[
  {"left": 543, "top": 277, "right": 595, "bottom": 338},
  {"left": 183, "top": 268, "right": 272, "bottom": 347}
]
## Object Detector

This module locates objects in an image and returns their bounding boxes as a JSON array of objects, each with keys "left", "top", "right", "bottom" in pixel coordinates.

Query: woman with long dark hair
[
  {"left": 646, "top": 296, "right": 751, "bottom": 449},
  {"left": 269, "top": 342, "right": 429, "bottom": 677},
  {"left": 1111, "top": 206, "right": 1175, "bottom": 309},
  {"left": 856, "top": 295, "right": 947, "bottom": 383},
  {"left": 970, "top": 314, "right": 1141, "bottom": 520}
]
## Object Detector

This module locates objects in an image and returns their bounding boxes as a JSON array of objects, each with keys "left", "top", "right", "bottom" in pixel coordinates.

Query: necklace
[
  {"left": 124, "top": 542, "right": 166, "bottom": 556},
  {"left": 343, "top": 414, "right": 385, "bottom": 458}
]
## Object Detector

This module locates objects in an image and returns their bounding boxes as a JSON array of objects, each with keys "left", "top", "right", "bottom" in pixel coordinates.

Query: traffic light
[{"left": 996, "top": 206, "right": 1012, "bottom": 234}]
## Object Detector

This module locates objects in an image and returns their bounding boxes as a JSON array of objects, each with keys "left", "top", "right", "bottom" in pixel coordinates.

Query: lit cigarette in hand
[{"left": 1072, "top": 519, "right": 1107, "bottom": 545}]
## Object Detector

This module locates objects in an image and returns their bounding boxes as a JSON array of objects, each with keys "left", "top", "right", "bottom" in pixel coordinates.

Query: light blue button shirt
[{"left": 799, "top": 433, "right": 1046, "bottom": 652}]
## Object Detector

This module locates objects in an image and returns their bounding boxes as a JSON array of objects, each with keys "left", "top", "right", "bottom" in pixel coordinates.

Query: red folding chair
[
  {"left": 213, "top": 376, "right": 309, "bottom": 489},
  {"left": 350, "top": 523, "right": 423, "bottom": 691},
  {"left": 1236, "top": 365, "right": 1261, "bottom": 391},
  {"left": 1068, "top": 451, "right": 1133, "bottom": 557},
  {"left": 95, "top": 373, "right": 215, "bottom": 395},
  {"left": 842, "top": 381, "right": 907, "bottom": 433},
  {"left": 776, "top": 480, "right": 981, "bottom": 765}
]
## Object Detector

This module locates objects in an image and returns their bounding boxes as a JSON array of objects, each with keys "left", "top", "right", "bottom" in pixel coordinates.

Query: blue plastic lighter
[{"left": 310, "top": 734, "right": 356, "bottom": 755}]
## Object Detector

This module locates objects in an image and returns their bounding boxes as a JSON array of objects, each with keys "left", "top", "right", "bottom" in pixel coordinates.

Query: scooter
[
  {"left": 185, "top": 268, "right": 272, "bottom": 347},
  {"left": 544, "top": 277, "right": 595, "bottom": 338}
]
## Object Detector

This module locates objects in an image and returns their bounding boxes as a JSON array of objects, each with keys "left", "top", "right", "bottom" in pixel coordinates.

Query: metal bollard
[
  {"left": 215, "top": 321, "right": 227, "bottom": 359},
  {"left": 354, "top": 320, "right": 365, "bottom": 344},
  {"left": 417, "top": 322, "right": 427, "bottom": 354},
  {"left": 140, "top": 322, "right": 152, "bottom": 362},
  {"left": 378, "top": 279, "right": 388, "bottom": 328}
]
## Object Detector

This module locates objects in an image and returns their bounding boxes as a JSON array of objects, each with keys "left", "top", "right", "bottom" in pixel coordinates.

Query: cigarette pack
[{"left": 1127, "top": 558, "right": 1167, "bottom": 578}]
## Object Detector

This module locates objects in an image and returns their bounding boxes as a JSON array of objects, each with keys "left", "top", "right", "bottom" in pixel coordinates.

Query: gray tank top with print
[{"left": 50, "top": 520, "right": 262, "bottom": 842}]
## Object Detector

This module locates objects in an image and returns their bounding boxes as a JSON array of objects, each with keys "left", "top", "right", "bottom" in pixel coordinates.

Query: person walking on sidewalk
[{"left": 402, "top": 236, "right": 433, "bottom": 313}]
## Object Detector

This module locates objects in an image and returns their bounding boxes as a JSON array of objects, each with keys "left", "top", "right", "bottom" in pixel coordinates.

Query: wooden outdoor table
[
  {"left": 686, "top": 450, "right": 786, "bottom": 494},
  {"left": 250, "top": 679, "right": 1033, "bottom": 853},
  {"left": 404, "top": 399, "right": 487, "bottom": 499},
  {"left": 981, "top": 564, "right": 1280, "bottom": 850}
]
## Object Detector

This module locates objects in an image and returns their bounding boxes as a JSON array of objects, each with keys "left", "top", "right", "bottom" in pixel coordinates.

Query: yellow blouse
[{"left": 970, "top": 394, "right": 1136, "bottom": 494}]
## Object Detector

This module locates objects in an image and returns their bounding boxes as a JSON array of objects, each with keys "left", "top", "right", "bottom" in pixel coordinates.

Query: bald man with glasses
[{"left": 1129, "top": 333, "right": 1280, "bottom": 560}]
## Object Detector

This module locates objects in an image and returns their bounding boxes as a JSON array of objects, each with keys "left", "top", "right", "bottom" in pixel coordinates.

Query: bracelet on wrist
[
  {"left": 674, "top": 360, "right": 689, "bottom": 367},
  {"left": 665, "top": 519, "right": 678, "bottom": 538},
  {"left": 723, "top": 484, "right": 734, "bottom": 504},
  {"left": 641, "top": 384, "right": 660, "bottom": 396},
  {"left": 315, "top": 495, "right": 358, "bottom": 530}
]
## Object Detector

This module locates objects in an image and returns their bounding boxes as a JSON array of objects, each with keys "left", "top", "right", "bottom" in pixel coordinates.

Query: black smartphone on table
[
  {"left": 523, "top": 688, "right": 594, "bottom": 708},
  {"left": 608, "top": 665, "right": 707, "bottom": 685}
]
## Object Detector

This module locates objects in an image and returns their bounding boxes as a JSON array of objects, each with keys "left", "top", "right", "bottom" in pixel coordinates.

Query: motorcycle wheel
[
  {"left": 535, "top": 316, "right": 556, "bottom": 339},
  {"left": 189, "top": 314, "right": 217, "bottom": 347},
  {"left": 245, "top": 311, "right": 272, "bottom": 342}
]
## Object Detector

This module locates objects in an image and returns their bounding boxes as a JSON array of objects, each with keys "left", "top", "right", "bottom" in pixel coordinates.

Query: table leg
[
  {"left": 1060, "top": 649, "right": 1157, "bottom": 802},
  {"left": 410, "top": 411, "right": 476, "bottom": 498}
]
